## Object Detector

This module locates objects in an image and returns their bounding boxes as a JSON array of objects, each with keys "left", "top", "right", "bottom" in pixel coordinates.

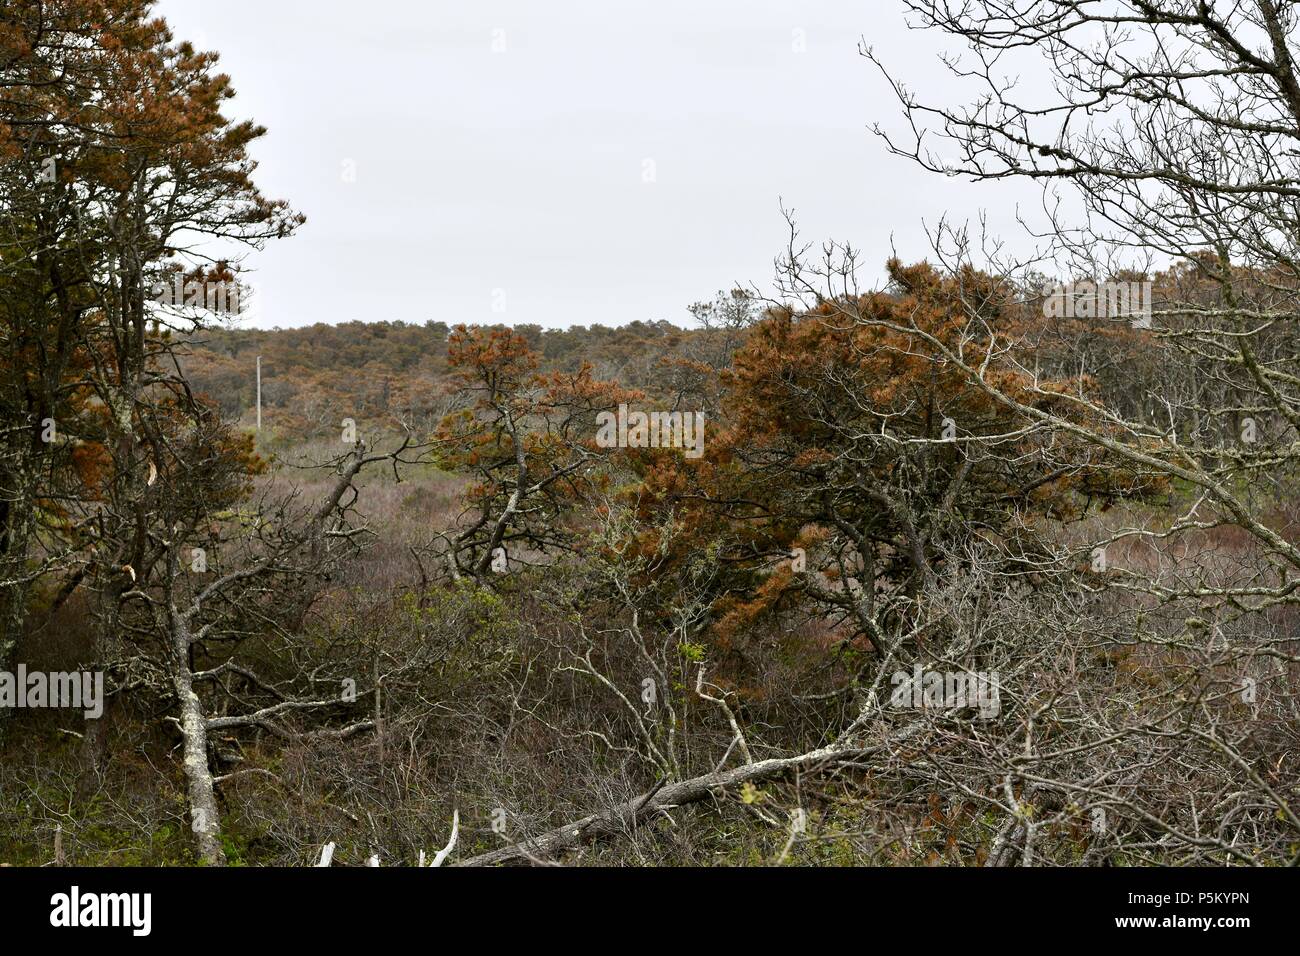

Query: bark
[{"left": 170, "top": 614, "right": 226, "bottom": 867}]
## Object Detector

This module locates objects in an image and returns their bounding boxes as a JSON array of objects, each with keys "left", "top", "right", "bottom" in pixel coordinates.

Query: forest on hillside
[
  {"left": 178, "top": 317, "right": 712, "bottom": 442},
  {"left": 1, "top": 0, "right": 1298, "bottom": 883}
]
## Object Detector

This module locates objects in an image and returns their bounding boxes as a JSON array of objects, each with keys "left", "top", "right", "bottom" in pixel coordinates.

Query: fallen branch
[{"left": 457, "top": 737, "right": 886, "bottom": 867}]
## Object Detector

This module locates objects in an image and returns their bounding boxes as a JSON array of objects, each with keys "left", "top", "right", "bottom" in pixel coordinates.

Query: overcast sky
[{"left": 155, "top": 0, "right": 1042, "bottom": 330}]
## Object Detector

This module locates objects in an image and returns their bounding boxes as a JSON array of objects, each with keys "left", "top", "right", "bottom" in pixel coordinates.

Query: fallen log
[{"left": 457, "top": 738, "right": 884, "bottom": 866}]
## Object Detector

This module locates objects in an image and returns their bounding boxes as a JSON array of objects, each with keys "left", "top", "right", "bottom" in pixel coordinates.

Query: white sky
[{"left": 155, "top": 0, "right": 1043, "bottom": 329}]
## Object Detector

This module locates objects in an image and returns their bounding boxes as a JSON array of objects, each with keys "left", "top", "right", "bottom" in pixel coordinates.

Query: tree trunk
[{"left": 171, "top": 621, "right": 226, "bottom": 867}]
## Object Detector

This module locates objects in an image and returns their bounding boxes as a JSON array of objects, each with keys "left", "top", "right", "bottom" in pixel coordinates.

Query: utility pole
[{"left": 256, "top": 355, "right": 262, "bottom": 431}]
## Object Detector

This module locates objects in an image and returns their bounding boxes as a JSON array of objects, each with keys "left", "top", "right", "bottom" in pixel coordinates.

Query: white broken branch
[
  {"left": 428, "top": 808, "right": 459, "bottom": 867},
  {"left": 315, "top": 809, "right": 459, "bottom": 867}
]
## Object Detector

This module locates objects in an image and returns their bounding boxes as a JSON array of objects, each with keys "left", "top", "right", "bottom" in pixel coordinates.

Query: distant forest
[{"left": 182, "top": 317, "right": 711, "bottom": 440}]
